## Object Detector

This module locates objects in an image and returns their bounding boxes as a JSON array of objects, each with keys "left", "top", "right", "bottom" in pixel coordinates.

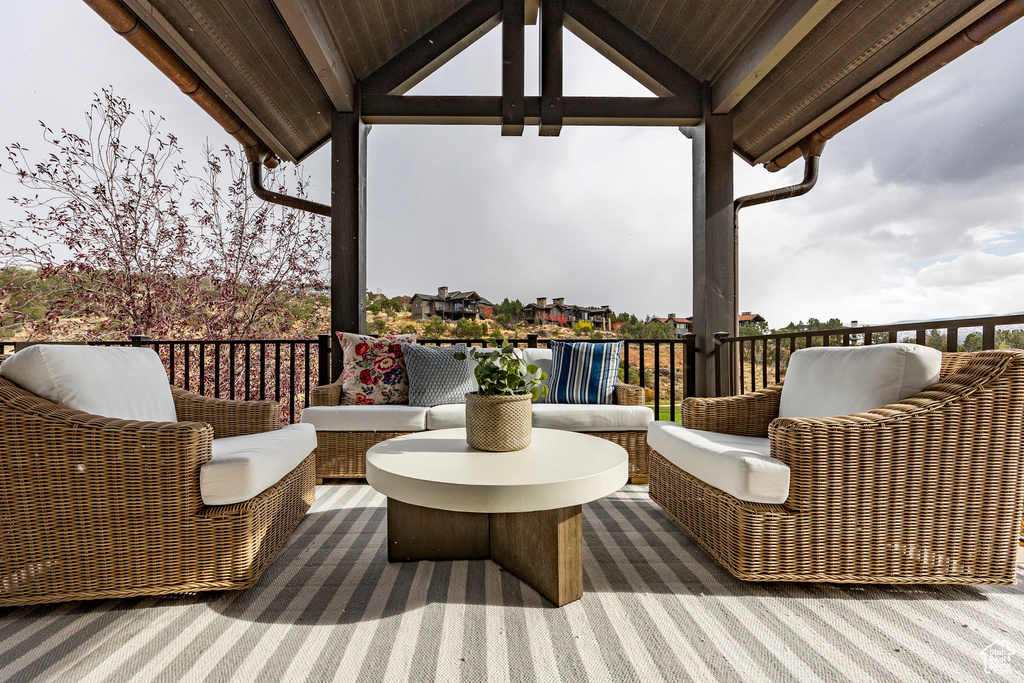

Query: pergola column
[
  {"left": 691, "top": 92, "right": 735, "bottom": 397},
  {"left": 331, "top": 99, "right": 369, "bottom": 380}
]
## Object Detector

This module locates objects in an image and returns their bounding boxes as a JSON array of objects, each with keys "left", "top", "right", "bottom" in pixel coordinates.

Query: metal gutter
[
  {"left": 83, "top": 0, "right": 279, "bottom": 168},
  {"left": 766, "top": 0, "right": 1024, "bottom": 172},
  {"left": 250, "top": 163, "right": 331, "bottom": 217}
]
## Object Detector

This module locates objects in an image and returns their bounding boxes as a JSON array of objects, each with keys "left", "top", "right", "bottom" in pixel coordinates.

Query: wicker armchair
[
  {"left": 650, "top": 350, "right": 1024, "bottom": 585},
  {"left": 0, "top": 380, "right": 316, "bottom": 606},
  {"left": 309, "top": 380, "right": 652, "bottom": 483}
]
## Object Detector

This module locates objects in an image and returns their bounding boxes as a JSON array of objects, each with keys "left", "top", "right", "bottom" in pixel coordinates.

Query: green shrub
[
  {"left": 400, "top": 323, "right": 417, "bottom": 335},
  {"left": 424, "top": 317, "right": 449, "bottom": 338}
]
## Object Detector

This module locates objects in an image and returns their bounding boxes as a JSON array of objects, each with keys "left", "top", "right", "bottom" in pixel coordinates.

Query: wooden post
[
  {"left": 691, "top": 89, "right": 734, "bottom": 397},
  {"left": 502, "top": 0, "right": 525, "bottom": 135},
  {"left": 331, "top": 96, "right": 369, "bottom": 381}
]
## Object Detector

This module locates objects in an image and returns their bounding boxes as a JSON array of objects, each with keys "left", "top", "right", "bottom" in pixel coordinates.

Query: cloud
[{"left": 914, "top": 251, "right": 1024, "bottom": 288}]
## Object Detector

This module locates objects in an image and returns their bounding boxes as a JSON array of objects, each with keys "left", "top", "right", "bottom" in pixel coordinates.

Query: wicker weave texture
[
  {"left": 465, "top": 393, "right": 532, "bottom": 452},
  {"left": 0, "top": 379, "right": 315, "bottom": 606},
  {"left": 650, "top": 350, "right": 1024, "bottom": 584}
]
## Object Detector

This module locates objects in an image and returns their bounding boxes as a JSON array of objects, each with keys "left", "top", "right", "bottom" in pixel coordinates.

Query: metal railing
[{"left": 713, "top": 314, "right": 1024, "bottom": 395}]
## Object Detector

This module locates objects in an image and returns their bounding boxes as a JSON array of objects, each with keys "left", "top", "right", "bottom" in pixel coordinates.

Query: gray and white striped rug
[{"left": 2, "top": 483, "right": 1023, "bottom": 682}]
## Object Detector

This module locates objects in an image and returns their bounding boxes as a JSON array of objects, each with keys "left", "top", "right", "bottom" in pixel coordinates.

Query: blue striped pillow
[{"left": 546, "top": 341, "right": 623, "bottom": 404}]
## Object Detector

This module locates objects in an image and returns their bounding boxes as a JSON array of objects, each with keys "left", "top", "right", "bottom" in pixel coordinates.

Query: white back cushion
[
  {"left": 779, "top": 343, "right": 942, "bottom": 418},
  {"left": 0, "top": 345, "right": 177, "bottom": 422},
  {"left": 522, "top": 348, "right": 553, "bottom": 399}
]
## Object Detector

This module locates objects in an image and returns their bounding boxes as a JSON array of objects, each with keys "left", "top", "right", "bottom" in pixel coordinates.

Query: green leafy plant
[{"left": 454, "top": 341, "right": 548, "bottom": 401}]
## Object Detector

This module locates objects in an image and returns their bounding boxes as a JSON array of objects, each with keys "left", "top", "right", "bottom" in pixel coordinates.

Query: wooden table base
[{"left": 387, "top": 499, "right": 583, "bottom": 607}]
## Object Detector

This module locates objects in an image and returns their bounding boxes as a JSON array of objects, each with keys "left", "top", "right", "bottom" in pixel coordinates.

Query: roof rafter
[
  {"left": 272, "top": 0, "right": 356, "bottom": 111},
  {"left": 562, "top": 0, "right": 701, "bottom": 99},
  {"left": 361, "top": 0, "right": 501, "bottom": 96},
  {"left": 711, "top": 0, "right": 841, "bottom": 114}
]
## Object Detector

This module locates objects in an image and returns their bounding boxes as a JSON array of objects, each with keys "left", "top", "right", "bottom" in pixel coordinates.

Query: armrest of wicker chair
[
  {"left": 170, "top": 386, "right": 280, "bottom": 437},
  {"left": 681, "top": 384, "right": 783, "bottom": 437},
  {"left": 615, "top": 382, "right": 645, "bottom": 406},
  {"left": 768, "top": 349, "right": 1024, "bottom": 517},
  {"left": 0, "top": 379, "right": 214, "bottom": 513},
  {"left": 309, "top": 380, "right": 343, "bottom": 407}
]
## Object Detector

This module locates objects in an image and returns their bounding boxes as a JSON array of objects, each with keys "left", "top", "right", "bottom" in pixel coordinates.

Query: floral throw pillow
[{"left": 336, "top": 332, "right": 417, "bottom": 405}]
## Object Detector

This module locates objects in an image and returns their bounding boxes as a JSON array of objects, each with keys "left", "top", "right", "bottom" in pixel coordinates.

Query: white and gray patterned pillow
[{"left": 404, "top": 344, "right": 477, "bottom": 407}]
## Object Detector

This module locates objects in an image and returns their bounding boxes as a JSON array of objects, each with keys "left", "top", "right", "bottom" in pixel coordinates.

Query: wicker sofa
[
  {"left": 648, "top": 347, "right": 1024, "bottom": 585},
  {"left": 0, "top": 345, "right": 317, "bottom": 606},
  {"left": 303, "top": 347, "right": 654, "bottom": 483}
]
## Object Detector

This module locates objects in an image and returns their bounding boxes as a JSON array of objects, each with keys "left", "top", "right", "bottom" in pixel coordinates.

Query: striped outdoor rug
[{"left": 2, "top": 483, "right": 1023, "bottom": 683}]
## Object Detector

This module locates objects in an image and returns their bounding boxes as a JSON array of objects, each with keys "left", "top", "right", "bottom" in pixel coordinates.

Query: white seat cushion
[
  {"left": 0, "top": 344, "right": 177, "bottom": 422},
  {"left": 426, "top": 403, "right": 466, "bottom": 430},
  {"left": 299, "top": 405, "right": 427, "bottom": 432},
  {"left": 647, "top": 421, "right": 789, "bottom": 504},
  {"left": 779, "top": 343, "right": 942, "bottom": 418},
  {"left": 531, "top": 403, "right": 654, "bottom": 431},
  {"left": 201, "top": 423, "right": 317, "bottom": 505}
]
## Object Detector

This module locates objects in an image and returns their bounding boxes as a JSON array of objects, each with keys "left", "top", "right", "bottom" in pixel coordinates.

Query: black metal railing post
[
  {"left": 527, "top": 334, "right": 538, "bottom": 349},
  {"left": 683, "top": 333, "right": 697, "bottom": 400},
  {"left": 713, "top": 331, "right": 729, "bottom": 397},
  {"left": 318, "top": 333, "right": 332, "bottom": 386},
  {"left": 129, "top": 334, "right": 150, "bottom": 347}
]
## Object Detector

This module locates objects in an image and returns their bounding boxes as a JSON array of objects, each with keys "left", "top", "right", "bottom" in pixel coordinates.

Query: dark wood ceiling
[{"left": 117, "top": 0, "right": 1012, "bottom": 165}]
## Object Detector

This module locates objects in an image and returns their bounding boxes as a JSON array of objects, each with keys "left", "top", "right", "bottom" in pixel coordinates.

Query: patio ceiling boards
[{"left": 103, "top": 0, "right": 1023, "bottom": 167}]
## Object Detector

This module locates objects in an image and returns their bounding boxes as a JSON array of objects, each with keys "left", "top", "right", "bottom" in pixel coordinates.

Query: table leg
[
  {"left": 490, "top": 505, "right": 583, "bottom": 607},
  {"left": 387, "top": 498, "right": 490, "bottom": 561}
]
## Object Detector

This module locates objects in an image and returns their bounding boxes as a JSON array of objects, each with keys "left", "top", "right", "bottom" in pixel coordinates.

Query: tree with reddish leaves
[{"left": 0, "top": 89, "right": 328, "bottom": 341}]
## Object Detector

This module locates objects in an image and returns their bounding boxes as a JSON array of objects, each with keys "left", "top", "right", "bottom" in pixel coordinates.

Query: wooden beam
[
  {"left": 361, "top": 0, "right": 501, "bottom": 96},
  {"left": 711, "top": 0, "right": 840, "bottom": 114},
  {"left": 561, "top": 96, "right": 700, "bottom": 125},
  {"left": 272, "top": 0, "right": 356, "bottom": 111},
  {"left": 539, "top": 0, "right": 563, "bottom": 136},
  {"left": 562, "top": 0, "right": 700, "bottom": 99},
  {"left": 691, "top": 92, "right": 735, "bottom": 397},
  {"left": 331, "top": 100, "right": 368, "bottom": 379},
  {"left": 361, "top": 95, "right": 700, "bottom": 126},
  {"left": 502, "top": 0, "right": 525, "bottom": 135}
]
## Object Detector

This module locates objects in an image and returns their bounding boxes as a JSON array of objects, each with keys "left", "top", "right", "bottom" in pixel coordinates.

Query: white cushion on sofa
[
  {"left": 522, "top": 348, "right": 553, "bottom": 397},
  {"left": 299, "top": 405, "right": 427, "bottom": 431},
  {"left": 647, "top": 421, "right": 788, "bottom": 504},
  {"left": 0, "top": 344, "right": 177, "bottom": 422},
  {"left": 531, "top": 403, "right": 654, "bottom": 431},
  {"left": 201, "top": 423, "right": 316, "bottom": 505},
  {"left": 779, "top": 343, "right": 942, "bottom": 418},
  {"left": 426, "top": 403, "right": 466, "bottom": 430}
]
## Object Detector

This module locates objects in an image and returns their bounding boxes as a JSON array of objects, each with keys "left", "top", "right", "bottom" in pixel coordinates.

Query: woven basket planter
[{"left": 464, "top": 392, "right": 532, "bottom": 452}]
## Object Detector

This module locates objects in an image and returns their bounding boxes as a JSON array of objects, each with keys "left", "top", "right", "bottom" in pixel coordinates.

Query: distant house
[
  {"left": 522, "top": 297, "right": 612, "bottom": 331},
  {"left": 739, "top": 312, "right": 767, "bottom": 327},
  {"left": 653, "top": 312, "right": 765, "bottom": 338},
  {"left": 410, "top": 287, "right": 494, "bottom": 321},
  {"left": 650, "top": 314, "right": 692, "bottom": 338}
]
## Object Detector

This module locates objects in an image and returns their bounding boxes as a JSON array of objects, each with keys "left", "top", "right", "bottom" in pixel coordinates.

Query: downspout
[
  {"left": 250, "top": 163, "right": 331, "bottom": 217},
  {"left": 733, "top": 137, "right": 824, "bottom": 336}
]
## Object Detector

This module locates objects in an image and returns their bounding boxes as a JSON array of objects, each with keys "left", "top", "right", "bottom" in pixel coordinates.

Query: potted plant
[{"left": 454, "top": 341, "right": 548, "bottom": 451}]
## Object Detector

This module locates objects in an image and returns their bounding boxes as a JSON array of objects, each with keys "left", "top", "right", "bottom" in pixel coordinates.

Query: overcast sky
[{"left": 2, "top": 1, "right": 1023, "bottom": 328}]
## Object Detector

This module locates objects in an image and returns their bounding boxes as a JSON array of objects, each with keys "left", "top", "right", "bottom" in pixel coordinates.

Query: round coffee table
[{"left": 366, "top": 428, "right": 628, "bottom": 606}]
